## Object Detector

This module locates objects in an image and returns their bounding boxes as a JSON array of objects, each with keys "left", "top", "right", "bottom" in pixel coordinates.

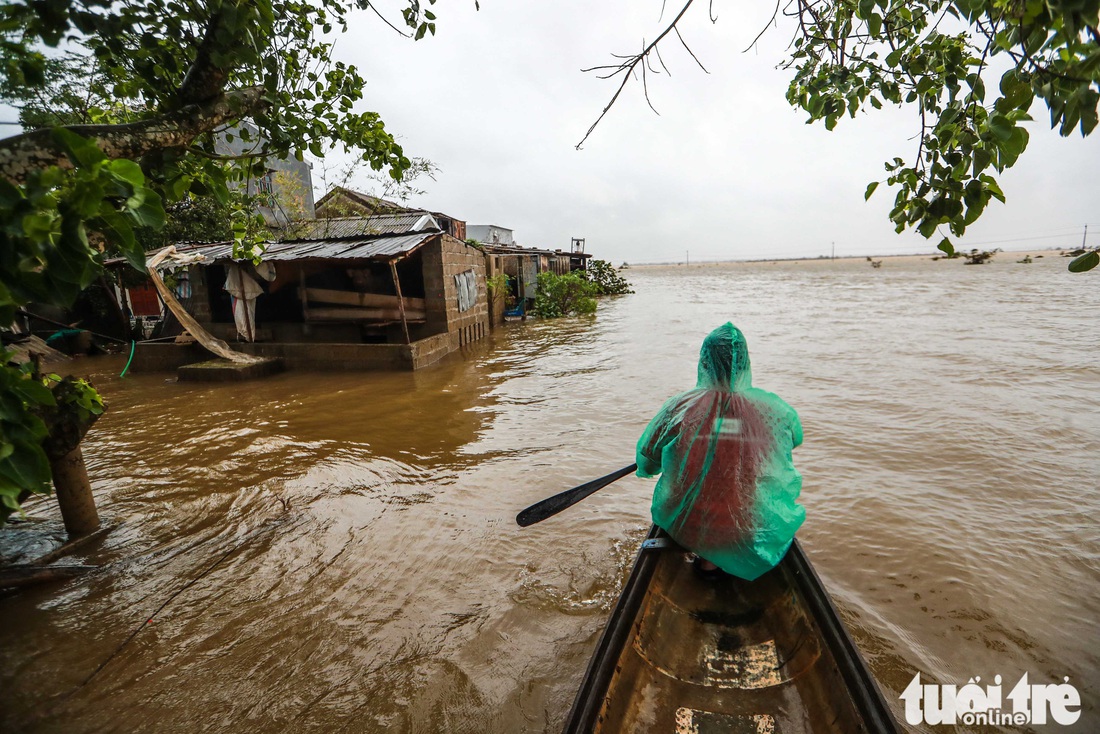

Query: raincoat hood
[{"left": 697, "top": 322, "right": 753, "bottom": 392}]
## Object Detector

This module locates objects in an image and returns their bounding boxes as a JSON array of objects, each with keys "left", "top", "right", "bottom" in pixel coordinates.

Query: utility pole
[
  {"left": 832, "top": 242, "right": 835, "bottom": 260},
  {"left": 1083, "top": 224, "right": 1089, "bottom": 248},
  {"left": 686, "top": 250, "right": 689, "bottom": 266}
]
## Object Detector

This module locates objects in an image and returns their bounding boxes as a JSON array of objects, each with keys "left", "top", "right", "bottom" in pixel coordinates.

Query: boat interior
[{"left": 569, "top": 532, "right": 897, "bottom": 733}]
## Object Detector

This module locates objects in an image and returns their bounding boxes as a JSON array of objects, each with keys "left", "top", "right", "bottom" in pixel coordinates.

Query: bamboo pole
[{"left": 389, "top": 259, "right": 411, "bottom": 344}]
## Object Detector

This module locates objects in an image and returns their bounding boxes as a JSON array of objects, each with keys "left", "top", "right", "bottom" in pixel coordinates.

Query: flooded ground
[{"left": 1, "top": 253, "right": 1097, "bottom": 732}]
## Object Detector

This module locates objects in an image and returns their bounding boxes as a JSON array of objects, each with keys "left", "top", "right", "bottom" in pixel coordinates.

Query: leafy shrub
[
  {"left": 533, "top": 272, "right": 597, "bottom": 318},
  {"left": 585, "top": 259, "right": 634, "bottom": 295},
  {"left": 963, "top": 248, "right": 1000, "bottom": 265},
  {"left": 486, "top": 272, "right": 511, "bottom": 305}
]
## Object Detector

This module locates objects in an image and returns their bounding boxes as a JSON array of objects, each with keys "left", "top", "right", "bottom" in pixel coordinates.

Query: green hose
[{"left": 120, "top": 340, "right": 135, "bottom": 378}]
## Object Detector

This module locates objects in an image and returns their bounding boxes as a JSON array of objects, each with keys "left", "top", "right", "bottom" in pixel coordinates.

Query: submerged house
[
  {"left": 135, "top": 212, "right": 489, "bottom": 372},
  {"left": 478, "top": 242, "right": 592, "bottom": 316}
]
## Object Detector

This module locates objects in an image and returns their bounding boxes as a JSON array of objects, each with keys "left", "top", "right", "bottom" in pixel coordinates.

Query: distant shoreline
[{"left": 627, "top": 246, "right": 1079, "bottom": 269}]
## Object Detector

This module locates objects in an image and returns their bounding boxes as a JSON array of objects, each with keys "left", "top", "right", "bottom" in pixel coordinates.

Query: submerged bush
[
  {"left": 533, "top": 271, "right": 597, "bottom": 318},
  {"left": 585, "top": 259, "right": 634, "bottom": 295}
]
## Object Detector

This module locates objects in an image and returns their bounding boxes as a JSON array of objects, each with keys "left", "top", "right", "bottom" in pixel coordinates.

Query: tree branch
[
  {"left": 577, "top": 0, "right": 702, "bottom": 149},
  {"left": 173, "top": 5, "right": 235, "bottom": 107},
  {"left": 0, "top": 87, "right": 268, "bottom": 183}
]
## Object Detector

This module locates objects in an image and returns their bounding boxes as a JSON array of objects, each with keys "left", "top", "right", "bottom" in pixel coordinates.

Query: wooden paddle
[{"left": 516, "top": 463, "right": 637, "bottom": 527}]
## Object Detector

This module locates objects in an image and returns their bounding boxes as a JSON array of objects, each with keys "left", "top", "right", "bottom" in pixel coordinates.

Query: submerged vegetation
[
  {"left": 585, "top": 259, "right": 634, "bottom": 295},
  {"left": 534, "top": 261, "right": 634, "bottom": 318},
  {"left": 533, "top": 272, "right": 598, "bottom": 318},
  {"left": 963, "top": 248, "right": 1001, "bottom": 265},
  {"left": 486, "top": 272, "right": 511, "bottom": 309}
]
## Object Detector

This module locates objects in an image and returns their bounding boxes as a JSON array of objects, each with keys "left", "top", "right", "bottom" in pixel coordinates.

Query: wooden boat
[{"left": 563, "top": 527, "right": 900, "bottom": 733}]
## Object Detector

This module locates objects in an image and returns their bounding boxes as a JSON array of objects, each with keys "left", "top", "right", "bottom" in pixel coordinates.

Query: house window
[{"left": 256, "top": 171, "right": 275, "bottom": 201}]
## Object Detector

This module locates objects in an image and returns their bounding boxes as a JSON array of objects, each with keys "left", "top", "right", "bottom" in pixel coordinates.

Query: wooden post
[
  {"left": 390, "top": 259, "right": 411, "bottom": 344},
  {"left": 299, "top": 265, "right": 310, "bottom": 336},
  {"left": 99, "top": 274, "right": 132, "bottom": 337},
  {"left": 49, "top": 446, "right": 100, "bottom": 536},
  {"left": 519, "top": 270, "right": 527, "bottom": 321}
]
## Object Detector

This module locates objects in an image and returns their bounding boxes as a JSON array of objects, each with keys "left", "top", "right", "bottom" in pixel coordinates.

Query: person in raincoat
[{"left": 636, "top": 323, "right": 804, "bottom": 580}]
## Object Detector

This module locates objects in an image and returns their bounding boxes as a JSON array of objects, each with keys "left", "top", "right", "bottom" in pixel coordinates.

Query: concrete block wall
[
  {"left": 438, "top": 234, "right": 489, "bottom": 347},
  {"left": 420, "top": 236, "right": 449, "bottom": 335},
  {"left": 132, "top": 339, "right": 461, "bottom": 373},
  {"left": 240, "top": 342, "right": 412, "bottom": 370}
]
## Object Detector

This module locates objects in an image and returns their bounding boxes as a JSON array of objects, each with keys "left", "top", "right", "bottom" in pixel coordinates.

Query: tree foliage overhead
[
  {"left": 580, "top": 0, "right": 1099, "bottom": 270},
  {"left": 0, "top": 0, "right": 438, "bottom": 519}
]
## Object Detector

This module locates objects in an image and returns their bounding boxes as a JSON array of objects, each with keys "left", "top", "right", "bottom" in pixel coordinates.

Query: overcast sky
[
  {"left": 321, "top": 0, "right": 1097, "bottom": 263},
  {"left": 2, "top": 2, "right": 1093, "bottom": 263}
]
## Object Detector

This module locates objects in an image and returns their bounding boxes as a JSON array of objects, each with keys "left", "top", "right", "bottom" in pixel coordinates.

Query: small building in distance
[
  {"left": 466, "top": 224, "right": 513, "bottom": 246},
  {"left": 478, "top": 242, "right": 592, "bottom": 323},
  {"left": 216, "top": 125, "right": 316, "bottom": 227},
  {"left": 315, "top": 187, "right": 466, "bottom": 241}
]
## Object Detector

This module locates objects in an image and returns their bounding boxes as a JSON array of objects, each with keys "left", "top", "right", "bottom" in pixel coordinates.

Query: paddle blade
[{"left": 516, "top": 464, "right": 637, "bottom": 527}]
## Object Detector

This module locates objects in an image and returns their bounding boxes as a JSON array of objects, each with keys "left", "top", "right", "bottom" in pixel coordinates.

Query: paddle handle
[{"left": 516, "top": 464, "right": 638, "bottom": 527}]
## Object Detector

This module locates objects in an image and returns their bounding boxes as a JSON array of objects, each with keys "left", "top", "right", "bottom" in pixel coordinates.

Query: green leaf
[
  {"left": 51, "top": 128, "right": 106, "bottom": 168},
  {"left": 9, "top": 377, "right": 55, "bottom": 406},
  {"left": 937, "top": 237, "right": 955, "bottom": 256},
  {"left": 0, "top": 439, "right": 51, "bottom": 493},
  {"left": 988, "top": 114, "right": 1013, "bottom": 141},
  {"left": 107, "top": 159, "right": 145, "bottom": 189},
  {"left": 127, "top": 187, "right": 166, "bottom": 229},
  {"left": 864, "top": 181, "right": 880, "bottom": 200},
  {"left": 972, "top": 147, "right": 992, "bottom": 175},
  {"left": 1068, "top": 251, "right": 1099, "bottom": 273}
]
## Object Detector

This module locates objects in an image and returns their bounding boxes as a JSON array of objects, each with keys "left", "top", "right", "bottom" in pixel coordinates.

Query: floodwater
[{"left": 1, "top": 253, "right": 1097, "bottom": 733}]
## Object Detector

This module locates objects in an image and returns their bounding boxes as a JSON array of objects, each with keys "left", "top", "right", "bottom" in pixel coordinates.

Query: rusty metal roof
[
  {"left": 280, "top": 212, "right": 438, "bottom": 241},
  {"left": 171, "top": 231, "right": 441, "bottom": 262}
]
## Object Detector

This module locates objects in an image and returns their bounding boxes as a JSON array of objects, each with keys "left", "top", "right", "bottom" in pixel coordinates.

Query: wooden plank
[
  {"left": 390, "top": 260, "right": 411, "bottom": 345},
  {"left": 0, "top": 564, "right": 98, "bottom": 589},
  {"left": 306, "top": 306, "right": 426, "bottom": 322},
  {"left": 33, "top": 523, "right": 117, "bottom": 565},
  {"left": 299, "top": 287, "right": 425, "bottom": 311}
]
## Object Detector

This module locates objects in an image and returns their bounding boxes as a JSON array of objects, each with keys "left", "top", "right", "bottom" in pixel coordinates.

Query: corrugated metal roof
[
  {"left": 171, "top": 231, "right": 440, "bottom": 262},
  {"left": 281, "top": 212, "right": 438, "bottom": 240},
  {"left": 481, "top": 243, "right": 590, "bottom": 257}
]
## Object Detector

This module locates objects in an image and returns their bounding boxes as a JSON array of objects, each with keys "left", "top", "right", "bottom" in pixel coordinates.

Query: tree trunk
[
  {"left": 49, "top": 446, "right": 100, "bottom": 536},
  {"left": 0, "top": 86, "right": 266, "bottom": 183}
]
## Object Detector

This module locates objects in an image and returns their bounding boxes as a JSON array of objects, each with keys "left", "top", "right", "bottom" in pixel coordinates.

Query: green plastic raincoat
[{"left": 636, "top": 323, "right": 804, "bottom": 580}]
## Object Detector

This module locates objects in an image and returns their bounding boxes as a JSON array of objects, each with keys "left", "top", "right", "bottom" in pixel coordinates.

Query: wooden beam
[
  {"left": 33, "top": 523, "right": 117, "bottom": 566},
  {"left": 305, "top": 307, "right": 426, "bottom": 322},
  {"left": 390, "top": 261, "right": 411, "bottom": 345},
  {"left": 0, "top": 564, "right": 97, "bottom": 589},
  {"left": 298, "top": 287, "right": 425, "bottom": 311}
]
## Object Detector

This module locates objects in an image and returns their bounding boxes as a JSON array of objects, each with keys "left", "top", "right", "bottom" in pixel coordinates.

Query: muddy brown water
[{"left": 1, "top": 255, "right": 1097, "bottom": 733}]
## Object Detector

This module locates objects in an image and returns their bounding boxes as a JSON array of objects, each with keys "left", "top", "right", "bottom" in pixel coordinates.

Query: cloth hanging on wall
[
  {"left": 225, "top": 264, "right": 265, "bottom": 342},
  {"left": 454, "top": 269, "right": 477, "bottom": 312}
]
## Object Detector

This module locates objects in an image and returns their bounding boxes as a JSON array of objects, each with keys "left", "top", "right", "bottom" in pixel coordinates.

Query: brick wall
[
  {"left": 421, "top": 234, "right": 489, "bottom": 347},
  {"left": 439, "top": 234, "right": 489, "bottom": 346}
]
